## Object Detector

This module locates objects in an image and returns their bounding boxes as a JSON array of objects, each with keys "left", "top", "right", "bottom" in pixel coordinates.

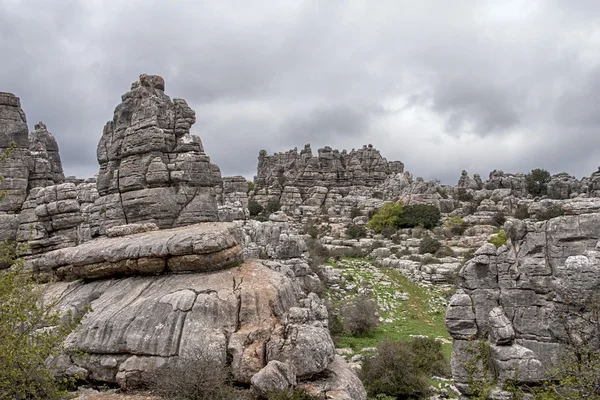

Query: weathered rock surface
[
  {"left": 27, "top": 222, "right": 243, "bottom": 280},
  {"left": 251, "top": 360, "right": 297, "bottom": 396},
  {"left": 28, "top": 121, "right": 65, "bottom": 188},
  {"left": 446, "top": 212, "right": 600, "bottom": 394},
  {"left": 297, "top": 356, "right": 367, "bottom": 400},
  {"left": 48, "top": 261, "right": 333, "bottom": 387},
  {"left": 94, "top": 74, "right": 222, "bottom": 233}
]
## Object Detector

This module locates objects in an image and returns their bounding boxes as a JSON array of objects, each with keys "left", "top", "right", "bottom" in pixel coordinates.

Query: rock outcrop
[
  {"left": 94, "top": 74, "right": 222, "bottom": 233},
  {"left": 445, "top": 211, "right": 600, "bottom": 394},
  {"left": 28, "top": 121, "right": 65, "bottom": 188}
]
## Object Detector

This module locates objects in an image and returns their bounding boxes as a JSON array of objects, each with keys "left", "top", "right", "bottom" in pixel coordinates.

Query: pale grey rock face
[
  {"left": 28, "top": 121, "right": 65, "bottom": 188},
  {"left": 26, "top": 222, "right": 244, "bottom": 280},
  {"left": 94, "top": 74, "right": 222, "bottom": 233},
  {"left": 446, "top": 211, "right": 600, "bottom": 393},
  {"left": 0, "top": 92, "right": 31, "bottom": 213},
  {"left": 547, "top": 172, "right": 582, "bottom": 199},
  {"left": 251, "top": 361, "right": 297, "bottom": 397},
  {"left": 297, "top": 356, "right": 367, "bottom": 400},
  {"left": 485, "top": 169, "right": 528, "bottom": 198}
]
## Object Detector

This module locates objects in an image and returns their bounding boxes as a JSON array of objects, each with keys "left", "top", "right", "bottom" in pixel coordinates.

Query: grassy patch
[{"left": 325, "top": 258, "right": 453, "bottom": 360}]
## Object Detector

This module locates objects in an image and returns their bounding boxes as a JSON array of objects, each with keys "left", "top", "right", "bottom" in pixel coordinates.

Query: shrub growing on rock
[
  {"left": 350, "top": 207, "right": 362, "bottom": 219},
  {"left": 360, "top": 339, "right": 448, "bottom": 399},
  {"left": 526, "top": 168, "right": 551, "bottom": 197},
  {"left": 514, "top": 204, "right": 530, "bottom": 220},
  {"left": 340, "top": 294, "right": 379, "bottom": 336},
  {"left": 346, "top": 224, "right": 367, "bottom": 239},
  {"left": 491, "top": 211, "right": 506, "bottom": 227},
  {"left": 264, "top": 199, "right": 282, "bottom": 215},
  {"left": 489, "top": 230, "right": 507, "bottom": 248},
  {"left": 248, "top": 199, "right": 264, "bottom": 217},
  {"left": 367, "top": 202, "right": 404, "bottom": 233},
  {"left": 445, "top": 216, "right": 467, "bottom": 236},
  {"left": 536, "top": 204, "right": 564, "bottom": 221},
  {"left": 147, "top": 352, "right": 237, "bottom": 400},
  {"left": 419, "top": 236, "right": 442, "bottom": 255},
  {"left": 456, "top": 188, "right": 474, "bottom": 202},
  {"left": 397, "top": 204, "right": 441, "bottom": 229}
]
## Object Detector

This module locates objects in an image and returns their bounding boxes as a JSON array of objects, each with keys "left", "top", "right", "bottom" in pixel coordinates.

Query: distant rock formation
[{"left": 28, "top": 121, "right": 65, "bottom": 188}]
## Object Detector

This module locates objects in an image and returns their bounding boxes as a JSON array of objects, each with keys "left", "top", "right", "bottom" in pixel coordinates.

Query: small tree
[
  {"left": 264, "top": 199, "right": 281, "bottom": 215},
  {"left": 367, "top": 202, "right": 404, "bottom": 233},
  {"left": 445, "top": 216, "right": 467, "bottom": 236},
  {"left": 526, "top": 168, "right": 551, "bottom": 197},
  {"left": 0, "top": 142, "right": 81, "bottom": 399},
  {"left": 345, "top": 224, "right": 367, "bottom": 239},
  {"left": 340, "top": 294, "right": 379, "bottom": 336},
  {"left": 397, "top": 204, "right": 441, "bottom": 229},
  {"left": 248, "top": 199, "right": 263, "bottom": 217}
]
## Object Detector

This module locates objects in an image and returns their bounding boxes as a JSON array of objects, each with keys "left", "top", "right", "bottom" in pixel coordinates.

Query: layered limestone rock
[
  {"left": 94, "top": 74, "right": 222, "bottom": 233},
  {"left": 445, "top": 212, "right": 600, "bottom": 394},
  {"left": 28, "top": 121, "right": 65, "bottom": 188},
  {"left": 0, "top": 92, "right": 31, "bottom": 214}
]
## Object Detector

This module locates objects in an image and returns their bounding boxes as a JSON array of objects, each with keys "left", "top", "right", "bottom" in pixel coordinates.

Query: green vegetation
[
  {"left": 397, "top": 204, "right": 441, "bottom": 229},
  {"left": 536, "top": 204, "right": 564, "bottom": 221},
  {"left": 361, "top": 338, "right": 449, "bottom": 399},
  {"left": 264, "top": 198, "right": 281, "bottom": 214},
  {"left": 515, "top": 204, "right": 530, "bottom": 220},
  {"left": 489, "top": 229, "right": 507, "bottom": 247},
  {"left": 325, "top": 259, "right": 452, "bottom": 360},
  {"left": 526, "top": 168, "right": 551, "bottom": 197},
  {"left": 247, "top": 181, "right": 255, "bottom": 192},
  {"left": 419, "top": 236, "right": 442, "bottom": 255},
  {"left": 346, "top": 224, "right": 367, "bottom": 239},
  {"left": 491, "top": 211, "right": 506, "bottom": 227},
  {"left": 445, "top": 216, "right": 467, "bottom": 236},
  {"left": 0, "top": 142, "right": 83, "bottom": 400},
  {"left": 248, "top": 199, "right": 264, "bottom": 217},
  {"left": 456, "top": 188, "right": 474, "bottom": 202},
  {"left": 367, "top": 202, "right": 404, "bottom": 233},
  {"left": 350, "top": 207, "right": 363, "bottom": 219},
  {"left": 340, "top": 294, "right": 379, "bottom": 335}
]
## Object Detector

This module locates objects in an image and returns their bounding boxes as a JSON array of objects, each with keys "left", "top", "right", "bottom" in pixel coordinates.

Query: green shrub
[
  {"left": 456, "top": 188, "right": 474, "bottom": 202},
  {"left": 367, "top": 203, "right": 404, "bottom": 233},
  {"left": 435, "top": 246, "right": 455, "bottom": 258},
  {"left": 248, "top": 199, "right": 263, "bottom": 217},
  {"left": 361, "top": 339, "right": 447, "bottom": 399},
  {"left": 397, "top": 204, "right": 441, "bottom": 229},
  {"left": 350, "top": 207, "right": 362, "bottom": 219},
  {"left": 247, "top": 181, "right": 255, "bottom": 192},
  {"left": 372, "top": 191, "right": 384, "bottom": 200},
  {"left": 445, "top": 216, "right": 467, "bottom": 236},
  {"left": 526, "top": 168, "right": 551, "bottom": 197},
  {"left": 491, "top": 211, "right": 506, "bottom": 227},
  {"left": 409, "top": 337, "right": 451, "bottom": 378},
  {"left": 264, "top": 199, "right": 281, "bottom": 214},
  {"left": 419, "top": 236, "right": 442, "bottom": 254},
  {"left": 536, "top": 205, "right": 564, "bottom": 221},
  {"left": 437, "top": 188, "right": 448, "bottom": 199},
  {"left": 489, "top": 230, "right": 507, "bottom": 248},
  {"left": 340, "top": 294, "right": 379, "bottom": 336},
  {"left": 266, "top": 389, "right": 322, "bottom": 400},
  {"left": 346, "top": 224, "right": 367, "bottom": 239},
  {"left": 515, "top": 204, "right": 530, "bottom": 220}
]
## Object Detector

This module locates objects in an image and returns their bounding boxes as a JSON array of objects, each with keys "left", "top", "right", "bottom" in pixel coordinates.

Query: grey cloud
[{"left": 2, "top": 0, "right": 600, "bottom": 183}]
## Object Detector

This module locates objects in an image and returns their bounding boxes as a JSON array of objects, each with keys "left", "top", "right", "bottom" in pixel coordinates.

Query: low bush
[
  {"left": 305, "top": 238, "right": 330, "bottom": 270},
  {"left": 456, "top": 188, "right": 474, "bottom": 202},
  {"left": 536, "top": 205, "right": 564, "bottom": 221},
  {"left": 435, "top": 246, "right": 455, "bottom": 258},
  {"left": 437, "top": 188, "right": 448, "bottom": 199},
  {"left": 445, "top": 216, "right": 467, "bottom": 236},
  {"left": 346, "top": 224, "right": 367, "bottom": 239},
  {"left": 397, "top": 204, "right": 441, "bottom": 229},
  {"left": 147, "top": 352, "right": 235, "bottom": 400},
  {"left": 361, "top": 338, "right": 449, "bottom": 399},
  {"left": 514, "top": 204, "right": 530, "bottom": 220},
  {"left": 350, "top": 207, "right": 362, "bottom": 219},
  {"left": 489, "top": 230, "right": 507, "bottom": 248},
  {"left": 367, "top": 202, "right": 404, "bottom": 233},
  {"left": 372, "top": 191, "right": 384, "bottom": 200},
  {"left": 264, "top": 199, "right": 281, "bottom": 215},
  {"left": 340, "top": 294, "right": 379, "bottom": 336},
  {"left": 419, "top": 236, "right": 442, "bottom": 255},
  {"left": 265, "top": 389, "right": 322, "bottom": 400},
  {"left": 248, "top": 199, "right": 263, "bottom": 217},
  {"left": 491, "top": 211, "right": 506, "bottom": 227},
  {"left": 247, "top": 181, "right": 255, "bottom": 192}
]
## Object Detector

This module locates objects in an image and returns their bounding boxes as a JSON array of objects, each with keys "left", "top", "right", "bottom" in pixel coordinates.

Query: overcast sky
[{"left": 2, "top": 0, "right": 600, "bottom": 183}]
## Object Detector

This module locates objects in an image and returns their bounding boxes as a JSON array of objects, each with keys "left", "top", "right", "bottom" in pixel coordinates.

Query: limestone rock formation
[
  {"left": 94, "top": 74, "right": 222, "bottom": 233},
  {"left": 28, "top": 121, "right": 65, "bottom": 188},
  {"left": 446, "top": 211, "right": 600, "bottom": 394},
  {"left": 0, "top": 92, "right": 31, "bottom": 213}
]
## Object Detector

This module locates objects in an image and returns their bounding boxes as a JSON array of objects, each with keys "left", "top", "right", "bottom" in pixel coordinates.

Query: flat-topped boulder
[{"left": 27, "top": 222, "right": 244, "bottom": 280}]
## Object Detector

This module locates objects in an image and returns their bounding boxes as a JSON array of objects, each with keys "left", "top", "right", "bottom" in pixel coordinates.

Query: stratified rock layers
[
  {"left": 95, "top": 74, "right": 221, "bottom": 232},
  {"left": 445, "top": 214, "right": 600, "bottom": 394}
]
